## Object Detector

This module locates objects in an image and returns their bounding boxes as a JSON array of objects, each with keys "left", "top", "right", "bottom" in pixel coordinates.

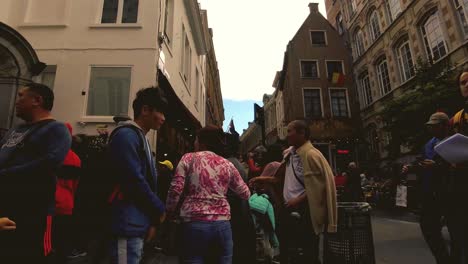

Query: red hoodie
[{"left": 55, "top": 123, "right": 81, "bottom": 215}]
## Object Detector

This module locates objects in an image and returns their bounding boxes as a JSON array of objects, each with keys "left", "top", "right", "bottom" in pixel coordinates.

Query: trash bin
[{"left": 324, "top": 202, "right": 375, "bottom": 264}]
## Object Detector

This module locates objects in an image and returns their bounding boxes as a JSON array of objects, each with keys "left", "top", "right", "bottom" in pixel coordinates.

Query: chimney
[{"left": 309, "top": 2, "right": 319, "bottom": 13}]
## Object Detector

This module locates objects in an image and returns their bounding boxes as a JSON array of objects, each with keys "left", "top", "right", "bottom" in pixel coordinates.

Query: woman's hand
[{"left": 0, "top": 217, "right": 16, "bottom": 231}]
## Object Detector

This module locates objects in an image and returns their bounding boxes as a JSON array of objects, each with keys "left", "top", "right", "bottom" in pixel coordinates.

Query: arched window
[
  {"left": 395, "top": 37, "right": 415, "bottom": 82},
  {"left": 376, "top": 57, "right": 391, "bottom": 96},
  {"left": 354, "top": 29, "right": 365, "bottom": 57},
  {"left": 386, "top": 0, "right": 402, "bottom": 22},
  {"left": 369, "top": 10, "right": 381, "bottom": 42},
  {"left": 421, "top": 11, "right": 448, "bottom": 61},
  {"left": 336, "top": 12, "right": 344, "bottom": 35},
  {"left": 453, "top": 0, "right": 468, "bottom": 36},
  {"left": 358, "top": 72, "right": 373, "bottom": 107}
]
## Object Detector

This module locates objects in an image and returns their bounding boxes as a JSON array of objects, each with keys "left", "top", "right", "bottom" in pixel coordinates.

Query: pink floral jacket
[{"left": 166, "top": 151, "right": 251, "bottom": 222}]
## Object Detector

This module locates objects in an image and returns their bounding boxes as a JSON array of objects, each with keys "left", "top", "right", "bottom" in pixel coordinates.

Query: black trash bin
[{"left": 324, "top": 202, "right": 375, "bottom": 264}]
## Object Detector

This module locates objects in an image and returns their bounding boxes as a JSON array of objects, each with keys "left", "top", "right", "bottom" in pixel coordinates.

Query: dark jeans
[
  {"left": 447, "top": 211, "right": 468, "bottom": 264},
  {"left": 180, "top": 221, "right": 233, "bottom": 264},
  {"left": 278, "top": 205, "right": 320, "bottom": 264},
  {"left": 419, "top": 194, "right": 450, "bottom": 264}
]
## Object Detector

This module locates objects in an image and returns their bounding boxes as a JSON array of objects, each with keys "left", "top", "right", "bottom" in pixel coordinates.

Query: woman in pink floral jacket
[{"left": 166, "top": 125, "right": 251, "bottom": 264}]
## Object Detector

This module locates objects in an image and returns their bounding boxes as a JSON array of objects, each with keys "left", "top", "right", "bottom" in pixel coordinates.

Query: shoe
[
  {"left": 66, "top": 249, "right": 87, "bottom": 259},
  {"left": 272, "top": 255, "right": 280, "bottom": 264}
]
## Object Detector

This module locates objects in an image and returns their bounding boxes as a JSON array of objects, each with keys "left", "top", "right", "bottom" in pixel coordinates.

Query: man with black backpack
[
  {"left": 0, "top": 82, "right": 71, "bottom": 264},
  {"left": 108, "top": 87, "right": 167, "bottom": 264}
]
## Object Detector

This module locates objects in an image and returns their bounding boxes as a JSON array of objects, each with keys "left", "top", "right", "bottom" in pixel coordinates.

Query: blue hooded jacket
[{"left": 108, "top": 121, "right": 165, "bottom": 237}]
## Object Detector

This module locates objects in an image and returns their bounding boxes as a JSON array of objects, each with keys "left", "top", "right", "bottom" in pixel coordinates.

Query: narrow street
[{"left": 135, "top": 211, "right": 437, "bottom": 264}]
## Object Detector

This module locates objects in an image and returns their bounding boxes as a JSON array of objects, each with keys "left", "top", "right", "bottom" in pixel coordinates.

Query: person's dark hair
[
  {"left": 197, "top": 125, "right": 226, "bottom": 155},
  {"left": 291, "top": 120, "right": 310, "bottom": 139},
  {"left": 264, "top": 143, "right": 284, "bottom": 164},
  {"left": 24, "top": 82, "right": 54, "bottom": 111},
  {"left": 132, "top": 87, "right": 168, "bottom": 119},
  {"left": 224, "top": 132, "right": 240, "bottom": 158},
  {"left": 456, "top": 66, "right": 468, "bottom": 86}
]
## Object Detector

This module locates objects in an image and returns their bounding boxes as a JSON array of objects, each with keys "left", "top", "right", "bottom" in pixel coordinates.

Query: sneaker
[
  {"left": 272, "top": 255, "right": 280, "bottom": 264},
  {"left": 66, "top": 249, "right": 87, "bottom": 259}
]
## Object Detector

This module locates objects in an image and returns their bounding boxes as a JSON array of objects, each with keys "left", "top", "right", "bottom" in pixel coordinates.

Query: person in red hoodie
[{"left": 53, "top": 123, "right": 83, "bottom": 261}]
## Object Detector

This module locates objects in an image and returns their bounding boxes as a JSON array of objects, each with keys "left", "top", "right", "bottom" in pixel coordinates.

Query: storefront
[{"left": 156, "top": 70, "right": 201, "bottom": 164}]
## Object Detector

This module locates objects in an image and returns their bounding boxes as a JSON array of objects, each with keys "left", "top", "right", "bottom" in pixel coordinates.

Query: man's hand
[
  {"left": 401, "top": 164, "right": 410, "bottom": 174},
  {"left": 0, "top": 217, "right": 16, "bottom": 231},
  {"left": 159, "top": 212, "right": 166, "bottom": 224},
  {"left": 420, "top": 159, "right": 436, "bottom": 169},
  {"left": 285, "top": 195, "right": 306, "bottom": 209},
  {"left": 145, "top": 226, "right": 157, "bottom": 242}
]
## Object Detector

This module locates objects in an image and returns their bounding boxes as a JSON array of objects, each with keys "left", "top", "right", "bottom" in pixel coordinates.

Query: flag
[{"left": 332, "top": 72, "right": 345, "bottom": 86}]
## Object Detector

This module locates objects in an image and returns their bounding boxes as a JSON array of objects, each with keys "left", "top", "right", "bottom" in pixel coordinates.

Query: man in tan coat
[{"left": 251, "top": 120, "right": 337, "bottom": 263}]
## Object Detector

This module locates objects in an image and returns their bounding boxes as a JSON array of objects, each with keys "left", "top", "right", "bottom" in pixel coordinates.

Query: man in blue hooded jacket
[{"left": 108, "top": 87, "right": 167, "bottom": 264}]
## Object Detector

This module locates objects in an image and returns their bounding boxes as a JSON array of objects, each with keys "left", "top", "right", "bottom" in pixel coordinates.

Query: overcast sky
[{"left": 197, "top": 0, "right": 327, "bottom": 131}]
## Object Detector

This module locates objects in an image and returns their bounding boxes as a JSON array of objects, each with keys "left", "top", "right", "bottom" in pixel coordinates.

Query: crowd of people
[
  {"left": 0, "top": 66, "right": 467, "bottom": 264},
  {"left": 0, "top": 82, "right": 338, "bottom": 264}
]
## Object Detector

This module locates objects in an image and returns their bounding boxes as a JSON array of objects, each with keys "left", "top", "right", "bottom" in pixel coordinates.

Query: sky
[{"left": 197, "top": 0, "right": 327, "bottom": 133}]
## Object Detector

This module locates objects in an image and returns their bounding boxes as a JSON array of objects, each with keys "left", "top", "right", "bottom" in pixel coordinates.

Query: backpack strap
[{"left": 286, "top": 153, "right": 305, "bottom": 187}]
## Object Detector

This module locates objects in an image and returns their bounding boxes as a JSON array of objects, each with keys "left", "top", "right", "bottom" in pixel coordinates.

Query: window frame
[
  {"left": 325, "top": 60, "right": 345, "bottom": 82},
  {"left": 329, "top": 88, "right": 351, "bottom": 118},
  {"left": 299, "top": 60, "right": 320, "bottom": 79},
  {"left": 336, "top": 12, "right": 344, "bottom": 35},
  {"left": 420, "top": 11, "right": 448, "bottom": 62},
  {"left": 84, "top": 65, "right": 133, "bottom": 118},
  {"left": 100, "top": 0, "right": 140, "bottom": 24},
  {"left": 309, "top": 30, "right": 328, "bottom": 46},
  {"left": 181, "top": 25, "right": 192, "bottom": 92},
  {"left": 354, "top": 29, "right": 365, "bottom": 57},
  {"left": 386, "top": 0, "right": 402, "bottom": 22},
  {"left": 369, "top": 10, "right": 381, "bottom": 42},
  {"left": 302, "top": 88, "right": 324, "bottom": 119},
  {"left": 359, "top": 73, "right": 373, "bottom": 107},
  {"left": 163, "top": 0, "right": 174, "bottom": 43},
  {"left": 376, "top": 59, "right": 391, "bottom": 96},
  {"left": 453, "top": 0, "right": 468, "bottom": 37},
  {"left": 396, "top": 39, "right": 415, "bottom": 83}
]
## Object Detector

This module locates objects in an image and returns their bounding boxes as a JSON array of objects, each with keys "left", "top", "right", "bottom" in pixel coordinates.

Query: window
[
  {"left": 359, "top": 73, "right": 373, "bottom": 106},
  {"left": 24, "top": 0, "right": 68, "bottom": 24},
  {"left": 368, "top": 125, "right": 379, "bottom": 153},
  {"left": 376, "top": 59, "right": 391, "bottom": 96},
  {"left": 40, "top": 65, "right": 57, "bottom": 90},
  {"left": 181, "top": 26, "right": 192, "bottom": 88},
  {"left": 387, "top": 0, "right": 402, "bottom": 21},
  {"left": 164, "top": 0, "right": 175, "bottom": 42},
  {"left": 396, "top": 39, "right": 415, "bottom": 82},
  {"left": 303, "top": 89, "right": 322, "bottom": 118},
  {"left": 369, "top": 10, "right": 381, "bottom": 42},
  {"left": 421, "top": 11, "right": 447, "bottom": 62},
  {"left": 310, "top": 31, "right": 327, "bottom": 46},
  {"left": 330, "top": 89, "right": 349, "bottom": 117},
  {"left": 349, "top": 0, "right": 357, "bottom": 17},
  {"left": 453, "top": 0, "right": 468, "bottom": 36},
  {"left": 300, "top": 61, "right": 319, "bottom": 78},
  {"left": 194, "top": 69, "right": 199, "bottom": 109},
  {"left": 354, "top": 29, "right": 365, "bottom": 57},
  {"left": 101, "top": 0, "right": 139, "bottom": 24},
  {"left": 326, "top": 61, "right": 344, "bottom": 81},
  {"left": 86, "top": 67, "right": 131, "bottom": 116},
  {"left": 336, "top": 13, "right": 344, "bottom": 35}
]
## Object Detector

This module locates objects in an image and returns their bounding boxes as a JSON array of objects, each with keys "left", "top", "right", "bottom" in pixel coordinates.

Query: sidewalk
[{"left": 372, "top": 210, "right": 436, "bottom": 264}]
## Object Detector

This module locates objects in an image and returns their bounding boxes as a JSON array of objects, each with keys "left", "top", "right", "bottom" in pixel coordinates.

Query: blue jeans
[
  {"left": 110, "top": 237, "right": 144, "bottom": 264},
  {"left": 180, "top": 221, "right": 233, "bottom": 264}
]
